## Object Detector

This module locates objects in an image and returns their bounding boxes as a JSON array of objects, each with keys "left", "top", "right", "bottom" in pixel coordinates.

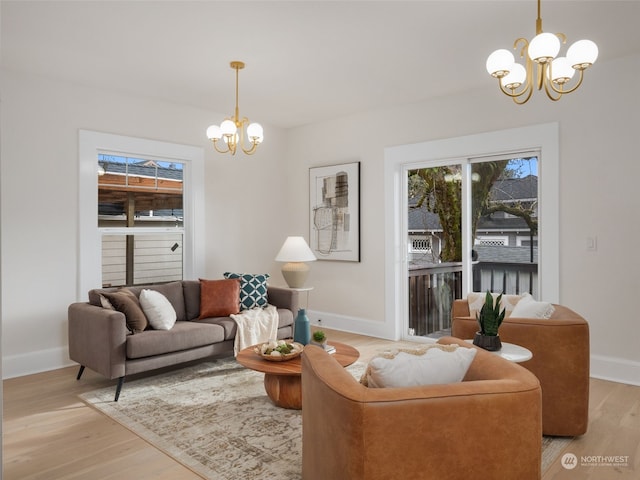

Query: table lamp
[{"left": 275, "top": 236, "right": 316, "bottom": 288}]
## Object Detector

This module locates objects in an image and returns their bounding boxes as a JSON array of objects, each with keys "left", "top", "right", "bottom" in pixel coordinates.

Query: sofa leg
[
  {"left": 114, "top": 377, "right": 125, "bottom": 402},
  {"left": 76, "top": 365, "right": 85, "bottom": 380}
]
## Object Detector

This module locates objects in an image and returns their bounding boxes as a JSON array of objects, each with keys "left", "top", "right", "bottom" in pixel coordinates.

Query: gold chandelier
[
  {"left": 486, "top": 0, "right": 598, "bottom": 104},
  {"left": 206, "top": 61, "right": 264, "bottom": 155}
]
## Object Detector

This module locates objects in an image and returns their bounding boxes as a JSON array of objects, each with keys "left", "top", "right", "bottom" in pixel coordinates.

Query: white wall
[
  {"left": 2, "top": 52, "right": 639, "bottom": 385},
  {"left": 0, "top": 68, "right": 289, "bottom": 377},
  {"left": 287, "top": 54, "right": 640, "bottom": 385}
]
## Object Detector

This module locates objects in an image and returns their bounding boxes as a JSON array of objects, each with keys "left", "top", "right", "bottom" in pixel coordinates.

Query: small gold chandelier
[
  {"left": 206, "top": 61, "right": 263, "bottom": 155},
  {"left": 486, "top": 0, "right": 598, "bottom": 104}
]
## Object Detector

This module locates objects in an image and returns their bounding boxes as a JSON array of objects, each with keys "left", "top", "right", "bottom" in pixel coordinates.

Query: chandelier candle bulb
[
  {"left": 527, "top": 32, "right": 560, "bottom": 63},
  {"left": 486, "top": 49, "right": 515, "bottom": 77},
  {"left": 548, "top": 57, "right": 575, "bottom": 84},
  {"left": 501, "top": 63, "right": 527, "bottom": 89},
  {"left": 567, "top": 39, "right": 599, "bottom": 68}
]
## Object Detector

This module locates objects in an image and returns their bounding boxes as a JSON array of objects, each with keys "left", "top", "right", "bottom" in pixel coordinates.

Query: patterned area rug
[{"left": 80, "top": 358, "right": 572, "bottom": 479}]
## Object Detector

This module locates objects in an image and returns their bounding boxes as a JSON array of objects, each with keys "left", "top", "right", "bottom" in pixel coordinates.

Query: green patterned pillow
[{"left": 223, "top": 272, "right": 270, "bottom": 310}]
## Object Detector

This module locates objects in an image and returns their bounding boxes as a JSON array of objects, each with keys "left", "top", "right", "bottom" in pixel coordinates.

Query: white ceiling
[{"left": 3, "top": 1, "right": 640, "bottom": 129}]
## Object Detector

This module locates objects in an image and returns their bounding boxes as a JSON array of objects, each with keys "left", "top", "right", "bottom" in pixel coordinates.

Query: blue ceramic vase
[{"left": 293, "top": 308, "right": 311, "bottom": 345}]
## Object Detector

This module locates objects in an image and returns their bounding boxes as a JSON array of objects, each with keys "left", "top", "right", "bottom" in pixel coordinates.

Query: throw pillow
[
  {"left": 198, "top": 278, "right": 241, "bottom": 318},
  {"left": 361, "top": 344, "right": 476, "bottom": 388},
  {"left": 99, "top": 294, "right": 115, "bottom": 310},
  {"left": 467, "top": 292, "right": 520, "bottom": 319},
  {"left": 102, "top": 289, "right": 148, "bottom": 333},
  {"left": 139, "top": 289, "right": 177, "bottom": 330},
  {"left": 223, "top": 272, "right": 270, "bottom": 310},
  {"left": 510, "top": 292, "right": 555, "bottom": 319}
]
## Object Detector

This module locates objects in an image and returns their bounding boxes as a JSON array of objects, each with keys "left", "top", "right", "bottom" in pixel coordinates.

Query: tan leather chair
[
  {"left": 301, "top": 337, "right": 542, "bottom": 480},
  {"left": 451, "top": 299, "right": 590, "bottom": 436}
]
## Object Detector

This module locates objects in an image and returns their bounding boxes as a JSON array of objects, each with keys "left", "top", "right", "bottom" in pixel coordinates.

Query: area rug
[{"left": 80, "top": 358, "right": 572, "bottom": 479}]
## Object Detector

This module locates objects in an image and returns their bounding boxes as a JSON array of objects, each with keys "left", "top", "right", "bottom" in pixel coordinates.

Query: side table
[{"left": 465, "top": 340, "right": 532, "bottom": 363}]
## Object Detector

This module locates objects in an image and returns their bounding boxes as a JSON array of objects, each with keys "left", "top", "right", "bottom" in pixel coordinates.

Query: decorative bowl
[{"left": 255, "top": 340, "right": 304, "bottom": 362}]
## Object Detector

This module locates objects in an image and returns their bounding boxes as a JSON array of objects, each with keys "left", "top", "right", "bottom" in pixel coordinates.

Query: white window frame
[
  {"left": 384, "top": 123, "right": 559, "bottom": 341},
  {"left": 78, "top": 130, "right": 205, "bottom": 299}
]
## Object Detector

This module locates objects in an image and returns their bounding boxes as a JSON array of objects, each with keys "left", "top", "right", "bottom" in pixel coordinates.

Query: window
[
  {"left": 410, "top": 236, "right": 432, "bottom": 252},
  {"left": 78, "top": 131, "right": 204, "bottom": 298},
  {"left": 98, "top": 154, "right": 185, "bottom": 287},
  {"left": 476, "top": 236, "right": 508, "bottom": 246}
]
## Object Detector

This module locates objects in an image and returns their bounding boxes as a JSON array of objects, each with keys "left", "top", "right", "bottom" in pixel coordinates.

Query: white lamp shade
[
  {"left": 247, "top": 123, "right": 264, "bottom": 143},
  {"left": 220, "top": 119, "right": 237, "bottom": 136},
  {"left": 206, "top": 124, "right": 222, "bottom": 140},
  {"left": 501, "top": 62, "right": 526, "bottom": 89},
  {"left": 486, "top": 49, "right": 515, "bottom": 76},
  {"left": 275, "top": 236, "right": 316, "bottom": 262},
  {"left": 567, "top": 39, "right": 598, "bottom": 68},
  {"left": 548, "top": 57, "right": 575, "bottom": 83},
  {"left": 528, "top": 32, "right": 560, "bottom": 62}
]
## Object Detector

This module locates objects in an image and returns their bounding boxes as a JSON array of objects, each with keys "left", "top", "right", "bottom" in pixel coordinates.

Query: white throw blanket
[{"left": 231, "top": 305, "right": 279, "bottom": 356}]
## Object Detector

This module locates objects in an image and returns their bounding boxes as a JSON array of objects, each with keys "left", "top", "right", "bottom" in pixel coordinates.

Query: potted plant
[
  {"left": 311, "top": 330, "right": 327, "bottom": 349},
  {"left": 473, "top": 291, "right": 506, "bottom": 351}
]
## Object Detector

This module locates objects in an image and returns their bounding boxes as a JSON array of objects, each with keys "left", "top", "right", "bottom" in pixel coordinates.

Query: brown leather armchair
[
  {"left": 301, "top": 337, "right": 542, "bottom": 480},
  {"left": 451, "top": 299, "right": 590, "bottom": 436}
]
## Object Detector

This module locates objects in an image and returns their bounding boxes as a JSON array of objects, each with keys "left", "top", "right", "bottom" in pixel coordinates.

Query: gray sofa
[{"left": 68, "top": 280, "right": 298, "bottom": 401}]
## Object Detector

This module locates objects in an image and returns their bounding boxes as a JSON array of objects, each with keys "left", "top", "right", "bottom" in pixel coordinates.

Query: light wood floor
[{"left": 3, "top": 329, "right": 639, "bottom": 479}]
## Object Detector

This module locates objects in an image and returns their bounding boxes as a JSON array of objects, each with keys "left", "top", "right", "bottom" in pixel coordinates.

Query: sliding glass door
[{"left": 406, "top": 154, "right": 539, "bottom": 339}]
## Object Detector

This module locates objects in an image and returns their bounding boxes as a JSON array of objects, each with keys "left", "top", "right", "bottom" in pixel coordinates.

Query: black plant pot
[{"left": 473, "top": 332, "right": 502, "bottom": 351}]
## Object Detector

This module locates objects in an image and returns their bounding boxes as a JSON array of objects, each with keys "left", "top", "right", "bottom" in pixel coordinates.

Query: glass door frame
[{"left": 384, "top": 123, "right": 559, "bottom": 342}]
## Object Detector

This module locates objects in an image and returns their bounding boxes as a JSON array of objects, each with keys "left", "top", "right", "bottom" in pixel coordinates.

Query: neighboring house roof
[
  {"left": 100, "top": 160, "right": 184, "bottom": 181},
  {"left": 408, "top": 200, "right": 442, "bottom": 232},
  {"left": 474, "top": 244, "right": 538, "bottom": 264},
  {"left": 475, "top": 216, "right": 530, "bottom": 232},
  {"left": 490, "top": 175, "right": 537, "bottom": 202}
]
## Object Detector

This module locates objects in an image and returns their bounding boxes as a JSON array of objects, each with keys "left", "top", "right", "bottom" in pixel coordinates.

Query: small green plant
[
  {"left": 312, "top": 330, "right": 326, "bottom": 342},
  {"left": 476, "top": 291, "right": 506, "bottom": 336}
]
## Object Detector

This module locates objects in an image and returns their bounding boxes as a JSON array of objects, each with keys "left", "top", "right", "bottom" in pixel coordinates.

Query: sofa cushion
[
  {"left": 103, "top": 289, "right": 148, "bottom": 333},
  {"left": 182, "top": 280, "right": 201, "bottom": 320},
  {"left": 199, "top": 278, "right": 240, "bottom": 318},
  {"left": 199, "top": 307, "right": 294, "bottom": 341},
  {"left": 510, "top": 292, "right": 555, "bottom": 319},
  {"left": 89, "top": 281, "right": 187, "bottom": 322},
  {"left": 126, "top": 321, "right": 225, "bottom": 359},
  {"left": 362, "top": 344, "right": 477, "bottom": 388},
  {"left": 467, "top": 292, "right": 520, "bottom": 319},
  {"left": 223, "top": 272, "right": 270, "bottom": 310},
  {"left": 140, "top": 289, "right": 177, "bottom": 330}
]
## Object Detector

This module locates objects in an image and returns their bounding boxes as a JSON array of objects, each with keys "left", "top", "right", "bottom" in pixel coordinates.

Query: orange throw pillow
[{"left": 199, "top": 278, "right": 241, "bottom": 318}]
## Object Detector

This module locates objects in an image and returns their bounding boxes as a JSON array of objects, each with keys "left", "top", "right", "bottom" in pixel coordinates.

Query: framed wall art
[{"left": 309, "top": 161, "right": 360, "bottom": 262}]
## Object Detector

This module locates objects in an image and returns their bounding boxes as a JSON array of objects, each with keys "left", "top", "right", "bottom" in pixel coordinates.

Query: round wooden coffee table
[{"left": 236, "top": 341, "right": 359, "bottom": 409}]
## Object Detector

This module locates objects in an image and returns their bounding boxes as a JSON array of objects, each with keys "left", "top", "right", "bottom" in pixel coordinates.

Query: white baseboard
[
  {"left": 306, "top": 309, "right": 398, "bottom": 340},
  {"left": 590, "top": 354, "right": 640, "bottom": 387},
  {"left": 3, "top": 346, "right": 75, "bottom": 379}
]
